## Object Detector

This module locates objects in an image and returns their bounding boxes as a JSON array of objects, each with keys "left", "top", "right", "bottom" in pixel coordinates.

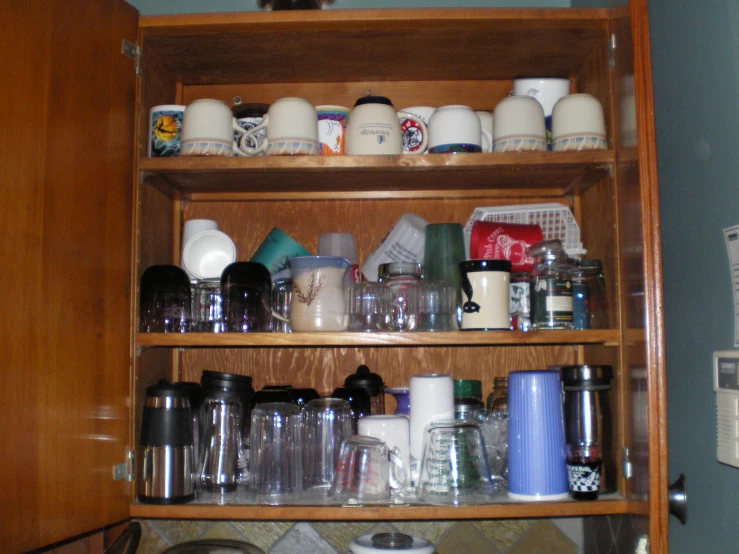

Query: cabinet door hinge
[
  {"left": 608, "top": 33, "right": 617, "bottom": 69},
  {"left": 113, "top": 450, "right": 135, "bottom": 482},
  {"left": 121, "top": 39, "right": 141, "bottom": 75},
  {"left": 622, "top": 447, "right": 633, "bottom": 480}
]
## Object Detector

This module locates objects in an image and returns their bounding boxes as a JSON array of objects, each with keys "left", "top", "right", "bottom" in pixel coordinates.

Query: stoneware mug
[
  {"left": 551, "top": 93, "right": 608, "bottom": 151},
  {"left": 493, "top": 96, "right": 547, "bottom": 153},
  {"left": 345, "top": 96, "right": 428, "bottom": 156},
  {"left": 238, "top": 97, "right": 320, "bottom": 156},
  {"left": 428, "top": 105, "right": 492, "bottom": 154},
  {"left": 181, "top": 98, "right": 253, "bottom": 157}
]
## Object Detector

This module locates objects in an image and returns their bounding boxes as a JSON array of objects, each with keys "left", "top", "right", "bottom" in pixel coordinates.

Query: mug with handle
[
  {"left": 428, "top": 105, "right": 491, "bottom": 154},
  {"left": 345, "top": 96, "right": 428, "bottom": 156},
  {"left": 181, "top": 98, "right": 261, "bottom": 157},
  {"left": 238, "top": 97, "right": 320, "bottom": 156}
]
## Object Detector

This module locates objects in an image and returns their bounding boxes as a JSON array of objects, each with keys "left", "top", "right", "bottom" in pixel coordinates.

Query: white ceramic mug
[
  {"left": 428, "top": 105, "right": 491, "bottom": 154},
  {"left": 181, "top": 99, "right": 252, "bottom": 157},
  {"left": 238, "top": 97, "right": 319, "bottom": 156},
  {"left": 361, "top": 213, "right": 428, "bottom": 282},
  {"left": 551, "top": 93, "right": 608, "bottom": 151},
  {"left": 493, "top": 96, "right": 547, "bottom": 153},
  {"left": 398, "top": 106, "right": 435, "bottom": 154},
  {"left": 345, "top": 96, "right": 428, "bottom": 156}
]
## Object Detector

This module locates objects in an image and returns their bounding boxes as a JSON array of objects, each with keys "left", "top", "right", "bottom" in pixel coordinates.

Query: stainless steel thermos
[
  {"left": 139, "top": 380, "right": 195, "bottom": 504},
  {"left": 561, "top": 364, "right": 614, "bottom": 500}
]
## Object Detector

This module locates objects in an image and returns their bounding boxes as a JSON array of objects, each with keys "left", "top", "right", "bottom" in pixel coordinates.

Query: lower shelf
[{"left": 130, "top": 493, "right": 636, "bottom": 521}]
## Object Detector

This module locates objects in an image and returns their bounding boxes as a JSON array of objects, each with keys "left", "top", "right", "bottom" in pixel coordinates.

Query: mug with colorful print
[{"left": 148, "top": 104, "right": 185, "bottom": 157}]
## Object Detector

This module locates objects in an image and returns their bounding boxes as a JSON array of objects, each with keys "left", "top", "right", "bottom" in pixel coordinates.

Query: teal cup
[{"left": 250, "top": 227, "right": 311, "bottom": 275}]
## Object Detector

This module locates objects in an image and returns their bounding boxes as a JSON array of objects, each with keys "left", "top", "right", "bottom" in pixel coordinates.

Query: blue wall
[
  {"left": 128, "top": 0, "right": 569, "bottom": 15},
  {"left": 649, "top": 1, "right": 739, "bottom": 552}
]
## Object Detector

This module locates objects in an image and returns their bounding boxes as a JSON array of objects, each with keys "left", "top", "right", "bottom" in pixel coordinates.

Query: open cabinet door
[
  {"left": 0, "top": 0, "right": 138, "bottom": 551},
  {"left": 584, "top": 0, "right": 668, "bottom": 552}
]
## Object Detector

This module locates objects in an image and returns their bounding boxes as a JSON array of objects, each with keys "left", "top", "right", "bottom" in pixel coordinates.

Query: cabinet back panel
[
  {"left": 183, "top": 80, "right": 519, "bottom": 113},
  {"left": 179, "top": 345, "right": 577, "bottom": 396},
  {"left": 182, "top": 197, "right": 573, "bottom": 265}
]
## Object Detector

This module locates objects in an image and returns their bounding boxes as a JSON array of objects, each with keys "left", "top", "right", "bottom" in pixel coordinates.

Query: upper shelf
[
  {"left": 139, "top": 151, "right": 614, "bottom": 200},
  {"left": 139, "top": 8, "right": 611, "bottom": 86},
  {"left": 135, "top": 329, "right": 620, "bottom": 348}
]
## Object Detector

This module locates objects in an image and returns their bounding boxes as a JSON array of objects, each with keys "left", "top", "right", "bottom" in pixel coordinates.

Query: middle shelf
[{"left": 136, "top": 329, "right": 620, "bottom": 348}]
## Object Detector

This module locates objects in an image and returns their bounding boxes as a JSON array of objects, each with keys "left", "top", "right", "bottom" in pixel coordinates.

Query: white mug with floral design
[{"left": 286, "top": 256, "right": 351, "bottom": 332}]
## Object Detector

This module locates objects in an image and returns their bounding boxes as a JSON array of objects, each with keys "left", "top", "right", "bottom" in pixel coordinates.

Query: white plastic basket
[{"left": 464, "top": 203, "right": 583, "bottom": 255}]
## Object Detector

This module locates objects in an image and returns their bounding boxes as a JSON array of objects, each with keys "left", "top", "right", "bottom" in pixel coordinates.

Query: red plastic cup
[{"left": 469, "top": 221, "right": 543, "bottom": 272}]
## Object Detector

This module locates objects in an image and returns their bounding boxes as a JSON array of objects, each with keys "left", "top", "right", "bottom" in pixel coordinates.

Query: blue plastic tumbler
[{"left": 507, "top": 370, "right": 569, "bottom": 500}]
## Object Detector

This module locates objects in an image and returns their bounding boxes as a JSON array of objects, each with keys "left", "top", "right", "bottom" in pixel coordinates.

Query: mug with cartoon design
[{"left": 459, "top": 259, "right": 512, "bottom": 331}]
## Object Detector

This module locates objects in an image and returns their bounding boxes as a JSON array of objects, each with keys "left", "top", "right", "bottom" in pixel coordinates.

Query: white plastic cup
[
  {"left": 181, "top": 219, "right": 218, "bottom": 272},
  {"left": 318, "top": 232, "right": 360, "bottom": 283},
  {"left": 362, "top": 213, "right": 428, "bottom": 282},
  {"left": 182, "top": 229, "right": 237, "bottom": 280},
  {"left": 408, "top": 374, "right": 455, "bottom": 486}
]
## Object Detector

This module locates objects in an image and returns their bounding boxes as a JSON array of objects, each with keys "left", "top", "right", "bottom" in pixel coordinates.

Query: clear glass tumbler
[
  {"left": 248, "top": 402, "right": 303, "bottom": 504},
  {"left": 302, "top": 398, "right": 353, "bottom": 495}
]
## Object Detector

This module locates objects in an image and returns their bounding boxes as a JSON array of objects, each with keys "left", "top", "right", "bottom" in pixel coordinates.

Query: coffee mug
[
  {"left": 287, "top": 256, "right": 351, "bottom": 332},
  {"left": 316, "top": 105, "right": 350, "bottom": 156},
  {"left": 459, "top": 259, "right": 512, "bottom": 331},
  {"left": 398, "top": 106, "right": 435, "bottom": 154},
  {"left": 232, "top": 102, "right": 270, "bottom": 155},
  {"left": 493, "top": 96, "right": 547, "bottom": 153},
  {"left": 428, "top": 105, "right": 491, "bottom": 154},
  {"left": 181, "top": 99, "right": 253, "bottom": 157},
  {"left": 238, "top": 97, "right": 320, "bottom": 156},
  {"left": 513, "top": 78, "right": 570, "bottom": 148},
  {"left": 551, "top": 93, "right": 608, "bottom": 151},
  {"left": 345, "top": 96, "right": 428, "bottom": 156},
  {"left": 181, "top": 229, "right": 237, "bottom": 280},
  {"left": 148, "top": 104, "right": 185, "bottom": 157}
]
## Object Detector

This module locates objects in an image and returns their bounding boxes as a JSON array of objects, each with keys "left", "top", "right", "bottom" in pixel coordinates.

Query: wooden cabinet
[{"left": 2, "top": 1, "right": 667, "bottom": 552}]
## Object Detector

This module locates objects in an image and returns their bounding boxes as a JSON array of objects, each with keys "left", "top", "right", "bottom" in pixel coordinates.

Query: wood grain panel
[
  {"left": 0, "top": 1, "right": 53, "bottom": 550},
  {"left": 183, "top": 81, "right": 515, "bottom": 112},
  {"left": 30, "top": 0, "right": 137, "bottom": 550},
  {"left": 181, "top": 197, "right": 569, "bottom": 266},
  {"left": 139, "top": 10, "right": 607, "bottom": 86},
  {"left": 178, "top": 345, "right": 577, "bottom": 399}
]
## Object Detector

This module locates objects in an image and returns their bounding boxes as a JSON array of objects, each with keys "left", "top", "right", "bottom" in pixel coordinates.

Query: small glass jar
[
  {"left": 486, "top": 376, "right": 508, "bottom": 413},
  {"left": 378, "top": 262, "right": 423, "bottom": 331},
  {"left": 571, "top": 258, "right": 608, "bottom": 330},
  {"left": 528, "top": 240, "right": 574, "bottom": 330}
]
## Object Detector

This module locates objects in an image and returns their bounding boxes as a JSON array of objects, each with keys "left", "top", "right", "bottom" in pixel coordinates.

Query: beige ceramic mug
[{"left": 238, "top": 97, "right": 319, "bottom": 156}]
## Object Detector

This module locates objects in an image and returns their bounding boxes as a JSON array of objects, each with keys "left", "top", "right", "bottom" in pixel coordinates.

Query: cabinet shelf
[
  {"left": 129, "top": 493, "right": 633, "bottom": 521},
  {"left": 139, "top": 151, "right": 614, "bottom": 201},
  {"left": 135, "top": 329, "right": 620, "bottom": 349}
]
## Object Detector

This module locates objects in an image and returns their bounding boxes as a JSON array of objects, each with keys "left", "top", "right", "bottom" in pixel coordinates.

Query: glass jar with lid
[
  {"left": 528, "top": 239, "right": 574, "bottom": 330},
  {"left": 571, "top": 258, "right": 608, "bottom": 330},
  {"left": 378, "top": 262, "right": 423, "bottom": 331}
]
